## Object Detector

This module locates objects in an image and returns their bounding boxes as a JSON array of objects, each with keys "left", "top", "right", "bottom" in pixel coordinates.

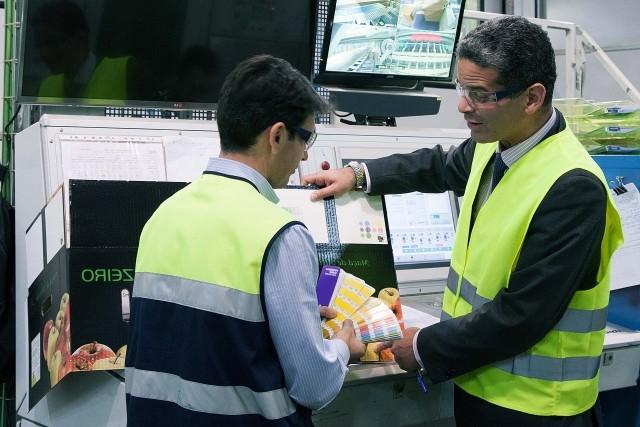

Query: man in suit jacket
[{"left": 303, "top": 16, "right": 623, "bottom": 427}]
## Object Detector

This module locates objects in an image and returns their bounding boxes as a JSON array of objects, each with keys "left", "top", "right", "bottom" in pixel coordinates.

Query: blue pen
[{"left": 416, "top": 370, "right": 428, "bottom": 393}]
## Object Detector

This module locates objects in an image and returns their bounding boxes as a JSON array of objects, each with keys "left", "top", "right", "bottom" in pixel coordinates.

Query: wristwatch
[{"left": 347, "top": 161, "right": 366, "bottom": 191}]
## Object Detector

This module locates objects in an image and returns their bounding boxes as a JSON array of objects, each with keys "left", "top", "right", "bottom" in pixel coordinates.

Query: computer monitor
[
  {"left": 19, "top": 0, "right": 317, "bottom": 109},
  {"left": 315, "top": 0, "right": 466, "bottom": 90},
  {"left": 385, "top": 191, "right": 458, "bottom": 294},
  {"left": 385, "top": 191, "right": 457, "bottom": 268}
]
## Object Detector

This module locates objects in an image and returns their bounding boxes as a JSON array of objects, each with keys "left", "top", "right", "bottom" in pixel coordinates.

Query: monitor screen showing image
[
  {"left": 385, "top": 191, "right": 456, "bottom": 268},
  {"left": 317, "top": 0, "right": 465, "bottom": 88},
  {"left": 19, "top": 0, "right": 316, "bottom": 109}
]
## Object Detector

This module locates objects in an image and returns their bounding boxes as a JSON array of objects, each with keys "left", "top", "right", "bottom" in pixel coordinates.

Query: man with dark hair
[
  {"left": 303, "top": 16, "right": 623, "bottom": 426},
  {"left": 125, "top": 55, "right": 365, "bottom": 426}
]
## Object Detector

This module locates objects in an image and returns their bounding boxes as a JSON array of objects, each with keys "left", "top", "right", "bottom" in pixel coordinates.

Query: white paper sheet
[
  {"left": 334, "top": 191, "right": 388, "bottom": 244},
  {"left": 401, "top": 304, "right": 441, "bottom": 329},
  {"left": 610, "top": 183, "right": 640, "bottom": 290},
  {"left": 60, "top": 138, "right": 166, "bottom": 181},
  {"left": 275, "top": 189, "right": 329, "bottom": 243},
  {"left": 164, "top": 136, "right": 220, "bottom": 182}
]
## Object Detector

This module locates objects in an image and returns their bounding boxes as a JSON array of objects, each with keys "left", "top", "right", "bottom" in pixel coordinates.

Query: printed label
[{"left": 31, "top": 334, "right": 41, "bottom": 387}]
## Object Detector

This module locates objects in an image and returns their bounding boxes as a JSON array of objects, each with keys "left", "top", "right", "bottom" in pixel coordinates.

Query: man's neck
[
  {"left": 219, "top": 150, "right": 268, "bottom": 178},
  {"left": 500, "top": 108, "right": 554, "bottom": 149}
]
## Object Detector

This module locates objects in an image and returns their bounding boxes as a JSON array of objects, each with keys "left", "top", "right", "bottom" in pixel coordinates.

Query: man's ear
[
  {"left": 523, "top": 83, "right": 546, "bottom": 115},
  {"left": 268, "top": 122, "right": 287, "bottom": 152}
]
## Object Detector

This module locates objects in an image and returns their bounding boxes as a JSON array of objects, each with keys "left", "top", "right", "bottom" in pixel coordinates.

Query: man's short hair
[
  {"left": 457, "top": 15, "right": 556, "bottom": 107},
  {"left": 216, "top": 55, "right": 330, "bottom": 152}
]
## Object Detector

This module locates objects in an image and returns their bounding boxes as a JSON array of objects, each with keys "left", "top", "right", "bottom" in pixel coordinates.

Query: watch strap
[{"left": 347, "top": 161, "right": 366, "bottom": 190}]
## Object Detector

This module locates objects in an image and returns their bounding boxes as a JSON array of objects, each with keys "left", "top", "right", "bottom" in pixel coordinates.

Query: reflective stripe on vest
[
  {"left": 493, "top": 353, "right": 601, "bottom": 381},
  {"left": 443, "top": 269, "right": 608, "bottom": 335},
  {"left": 133, "top": 273, "right": 264, "bottom": 322},
  {"left": 133, "top": 271, "right": 265, "bottom": 322},
  {"left": 126, "top": 367, "right": 297, "bottom": 420}
]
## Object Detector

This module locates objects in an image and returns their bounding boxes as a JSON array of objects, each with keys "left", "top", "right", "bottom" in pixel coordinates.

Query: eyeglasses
[
  {"left": 455, "top": 80, "right": 526, "bottom": 107},
  {"left": 289, "top": 126, "right": 317, "bottom": 151}
]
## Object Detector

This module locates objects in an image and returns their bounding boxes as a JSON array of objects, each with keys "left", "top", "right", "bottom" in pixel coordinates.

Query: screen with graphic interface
[
  {"left": 318, "top": 0, "right": 465, "bottom": 87},
  {"left": 385, "top": 191, "right": 456, "bottom": 267}
]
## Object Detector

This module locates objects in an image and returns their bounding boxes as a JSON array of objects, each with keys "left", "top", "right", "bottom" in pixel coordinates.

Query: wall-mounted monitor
[
  {"left": 18, "top": 0, "right": 317, "bottom": 109},
  {"left": 315, "top": 0, "right": 466, "bottom": 90}
]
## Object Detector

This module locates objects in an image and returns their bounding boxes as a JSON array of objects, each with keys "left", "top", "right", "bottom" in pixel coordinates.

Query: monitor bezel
[
  {"left": 315, "top": 0, "right": 467, "bottom": 90},
  {"left": 17, "top": 0, "right": 319, "bottom": 110}
]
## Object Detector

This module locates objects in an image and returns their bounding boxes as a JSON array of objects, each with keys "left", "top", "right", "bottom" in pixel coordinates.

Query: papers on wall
[
  {"left": 60, "top": 136, "right": 166, "bottom": 181},
  {"left": 610, "top": 183, "right": 640, "bottom": 290},
  {"left": 163, "top": 136, "right": 219, "bottom": 182}
]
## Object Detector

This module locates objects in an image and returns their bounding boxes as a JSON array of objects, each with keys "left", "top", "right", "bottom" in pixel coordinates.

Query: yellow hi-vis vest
[
  {"left": 442, "top": 127, "right": 623, "bottom": 416},
  {"left": 131, "top": 173, "right": 309, "bottom": 425},
  {"left": 135, "top": 173, "right": 297, "bottom": 293}
]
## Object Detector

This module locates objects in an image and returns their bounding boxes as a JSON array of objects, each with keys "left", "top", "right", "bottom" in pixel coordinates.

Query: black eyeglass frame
[
  {"left": 288, "top": 126, "right": 317, "bottom": 151},
  {"left": 455, "top": 79, "right": 528, "bottom": 106}
]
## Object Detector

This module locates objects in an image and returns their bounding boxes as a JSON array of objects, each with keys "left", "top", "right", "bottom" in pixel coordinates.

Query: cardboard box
[{"left": 27, "top": 180, "right": 186, "bottom": 408}]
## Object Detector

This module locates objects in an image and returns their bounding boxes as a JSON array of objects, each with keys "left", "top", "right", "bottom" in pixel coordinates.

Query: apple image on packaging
[
  {"left": 42, "top": 320, "right": 54, "bottom": 361},
  {"left": 46, "top": 326, "right": 60, "bottom": 367},
  {"left": 49, "top": 350, "right": 63, "bottom": 387},
  {"left": 54, "top": 309, "right": 65, "bottom": 333},
  {"left": 59, "top": 293, "right": 71, "bottom": 336},
  {"left": 59, "top": 292, "right": 69, "bottom": 317},
  {"left": 93, "top": 344, "right": 127, "bottom": 370},
  {"left": 56, "top": 330, "right": 71, "bottom": 359},
  {"left": 57, "top": 353, "right": 75, "bottom": 382},
  {"left": 71, "top": 342, "right": 116, "bottom": 371}
]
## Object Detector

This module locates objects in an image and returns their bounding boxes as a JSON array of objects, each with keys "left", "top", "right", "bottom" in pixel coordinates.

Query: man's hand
[
  {"left": 333, "top": 319, "right": 366, "bottom": 362},
  {"left": 301, "top": 168, "right": 356, "bottom": 201},
  {"left": 377, "top": 327, "right": 421, "bottom": 372},
  {"left": 319, "top": 305, "right": 337, "bottom": 320}
]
